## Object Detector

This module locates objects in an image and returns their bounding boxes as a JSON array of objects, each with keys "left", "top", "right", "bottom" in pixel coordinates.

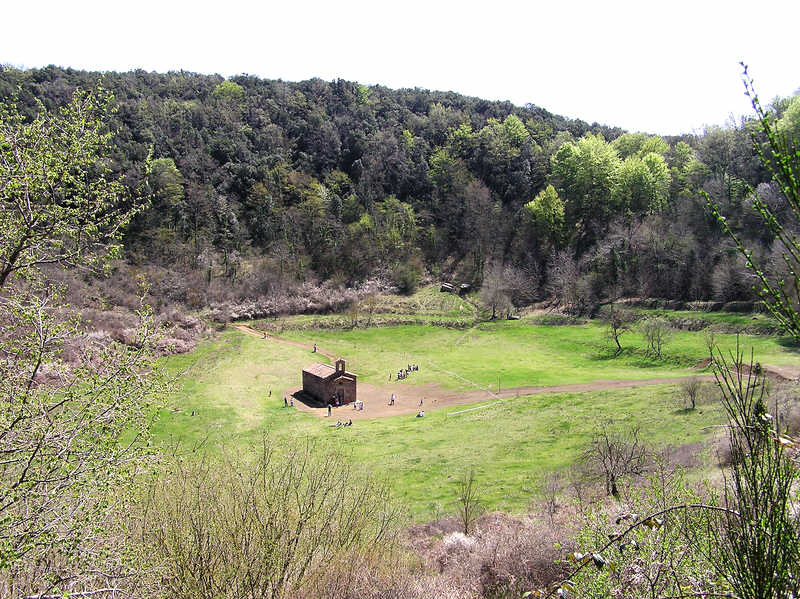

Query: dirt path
[
  {"left": 232, "top": 323, "right": 798, "bottom": 421},
  {"left": 232, "top": 323, "right": 336, "bottom": 360},
  {"left": 285, "top": 376, "right": 721, "bottom": 421}
]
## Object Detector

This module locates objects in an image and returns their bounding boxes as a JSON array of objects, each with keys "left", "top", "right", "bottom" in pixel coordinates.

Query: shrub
[
  {"left": 138, "top": 440, "right": 401, "bottom": 599},
  {"left": 640, "top": 317, "right": 672, "bottom": 359}
]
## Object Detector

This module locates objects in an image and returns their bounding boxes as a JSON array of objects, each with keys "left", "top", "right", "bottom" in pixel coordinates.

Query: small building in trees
[{"left": 302, "top": 358, "right": 357, "bottom": 404}]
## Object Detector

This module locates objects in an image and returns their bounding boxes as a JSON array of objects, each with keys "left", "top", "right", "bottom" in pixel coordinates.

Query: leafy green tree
[
  {"left": 146, "top": 157, "right": 187, "bottom": 236},
  {"left": 523, "top": 184, "right": 565, "bottom": 246},
  {"left": 613, "top": 152, "right": 671, "bottom": 213},
  {"left": 612, "top": 132, "right": 669, "bottom": 160},
  {"left": 211, "top": 80, "right": 244, "bottom": 102},
  {"left": 0, "top": 88, "right": 146, "bottom": 287},
  {"left": 709, "top": 67, "right": 800, "bottom": 341},
  {"left": 551, "top": 133, "right": 621, "bottom": 250},
  {"left": 0, "top": 88, "right": 161, "bottom": 594},
  {"left": 777, "top": 95, "right": 800, "bottom": 142}
]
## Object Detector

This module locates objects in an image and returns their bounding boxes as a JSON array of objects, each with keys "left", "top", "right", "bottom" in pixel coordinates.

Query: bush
[
  {"left": 137, "top": 441, "right": 401, "bottom": 599},
  {"left": 392, "top": 257, "right": 424, "bottom": 295},
  {"left": 417, "top": 511, "right": 574, "bottom": 598},
  {"left": 640, "top": 317, "right": 672, "bottom": 359}
]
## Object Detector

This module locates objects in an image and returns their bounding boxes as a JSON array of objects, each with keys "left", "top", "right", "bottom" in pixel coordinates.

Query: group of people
[
  {"left": 283, "top": 396, "right": 294, "bottom": 407},
  {"left": 394, "top": 363, "right": 419, "bottom": 380}
]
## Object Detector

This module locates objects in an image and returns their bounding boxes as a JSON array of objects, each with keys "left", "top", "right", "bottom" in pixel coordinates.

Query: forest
[{"left": 3, "top": 64, "right": 798, "bottom": 313}]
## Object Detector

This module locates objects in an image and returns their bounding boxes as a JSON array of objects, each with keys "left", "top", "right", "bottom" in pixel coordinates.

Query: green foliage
[
  {"left": 2, "top": 65, "right": 796, "bottom": 308},
  {"left": 503, "top": 114, "right": 528, "bottom": 143},
  {"left": 669, "top": 140, "right": 694, "bottom": 171},
  {"left": 355, "top": 83, "right": 371, "bottom": 105},
  {"left": 0, "top": 87, "right": 162, "bottom": 591},
  {"left": 428, "top": 147, "right": 461, "bottom": 192},
  {"left": 150, "top": 157, "right": 185, "bottom": 205},
  {"left": 524, "top": 184, "right": 565, "bottom": 244},
  {"left": 0, "top": 87, "right": 148, "bottom": 286},
  {"left": 211, "top": 80, "right": 244, "bottom": 102},
  {"left": 551, "top": 133, "right": 621, "bottom": 247},
  {"left": 139, "top": 440, "right": 400, "bottom": 598},
  {"left": 613, "top": 152, "right": 671, "bottom": 213},
  {"left": 777, "top": 95, "right": 800, "bottom": 142},
  {"left": 401, "top": 128, "right": 414, "bottom": 149},
  {"left": 707, "top": 66, "right": 800, "bottom": 342},
  {"left": 639, "top": 135, "right": 670, "bottom": 157}
]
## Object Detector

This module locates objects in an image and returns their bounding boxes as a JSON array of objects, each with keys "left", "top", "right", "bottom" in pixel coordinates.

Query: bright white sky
[{"left": 3, "top": 0, "right": 798, "bottom": 136}]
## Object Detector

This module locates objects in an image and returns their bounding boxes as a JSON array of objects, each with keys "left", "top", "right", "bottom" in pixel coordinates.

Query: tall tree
[
  {"left": 550, "top": 133, "right": 621, "bottom": 251},
  {"left": 709, "top": 67, "right": 800, "bottom": 341},
  {"left": 0, "top": 88, "right": 147, "bottom": 286},
  {"left": 0, "top": 88, "right": 161, "bottom": 594}
]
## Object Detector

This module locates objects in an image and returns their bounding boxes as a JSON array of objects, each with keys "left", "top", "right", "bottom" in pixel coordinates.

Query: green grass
[
  {"left": 152, "top": 315, "right": 800, "bottom": 518},
  {"left": 324, "top": 385, "right": 724, "bottom": 518},
  {"left": 152, "top": 330, "right": 321, "bottom": 448},
  {"left": 276, "top": 320, "right": 799, "bottom": 389}
]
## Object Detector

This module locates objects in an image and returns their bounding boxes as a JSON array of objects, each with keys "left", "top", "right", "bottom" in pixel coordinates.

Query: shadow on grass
[
  {"left": 776, "top": 336, "right": 800, "bottom": 351},
  {"left": 589, "top": 346, "right": 696, "bottom": 369}
]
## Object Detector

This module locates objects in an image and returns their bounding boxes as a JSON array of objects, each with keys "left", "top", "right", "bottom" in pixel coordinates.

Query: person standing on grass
[{"left": 283, "top": 396, "right": 288, "bottom": 407}]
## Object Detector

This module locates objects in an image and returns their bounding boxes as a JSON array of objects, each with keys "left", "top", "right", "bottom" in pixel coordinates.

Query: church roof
[
  {"left": 302, "top": 361, "right": 358, "bottom": 381},
  {"left": 303, "top": 363, "right": 336, "bottom": 378}
]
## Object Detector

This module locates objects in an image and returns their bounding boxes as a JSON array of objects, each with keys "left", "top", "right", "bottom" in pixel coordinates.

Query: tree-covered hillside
[{"left": 2, "top": 65, "right": 797, "bottom": 310}]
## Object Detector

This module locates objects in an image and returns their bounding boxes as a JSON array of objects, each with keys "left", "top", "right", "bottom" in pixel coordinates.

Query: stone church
[{"left": 302, "top": 358, "right": 357, "bottom": 404}]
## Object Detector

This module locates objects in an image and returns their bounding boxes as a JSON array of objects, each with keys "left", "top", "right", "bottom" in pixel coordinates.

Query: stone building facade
[{"left": 302, "top": 358, "right": 357, "bottom": 404}]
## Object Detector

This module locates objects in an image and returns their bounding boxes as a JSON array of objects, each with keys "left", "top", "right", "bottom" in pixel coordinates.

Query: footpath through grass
[
  {"left": 152, "top": 315, "right": 800, "bottom": 517},
  {"left": 278, "top": 319, "right": 799, "bottom": 390}
]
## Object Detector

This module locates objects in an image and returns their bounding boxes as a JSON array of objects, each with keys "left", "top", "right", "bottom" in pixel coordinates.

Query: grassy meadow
[{"left": 153, "top": 288, "right": 800, "bottom": 517}]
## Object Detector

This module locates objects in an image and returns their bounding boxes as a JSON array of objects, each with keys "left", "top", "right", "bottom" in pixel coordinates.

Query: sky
[{"left": 3, "top": 0, "right": 798, "bottom": 136}]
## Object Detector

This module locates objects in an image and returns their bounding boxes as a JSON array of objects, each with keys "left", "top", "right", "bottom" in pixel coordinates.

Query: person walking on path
[
  {"left": 389, "top": 394, "right": 396, "bottom": 406},
  {"left": 327, "top": 404, "right": 332, "bottom": 417}
]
